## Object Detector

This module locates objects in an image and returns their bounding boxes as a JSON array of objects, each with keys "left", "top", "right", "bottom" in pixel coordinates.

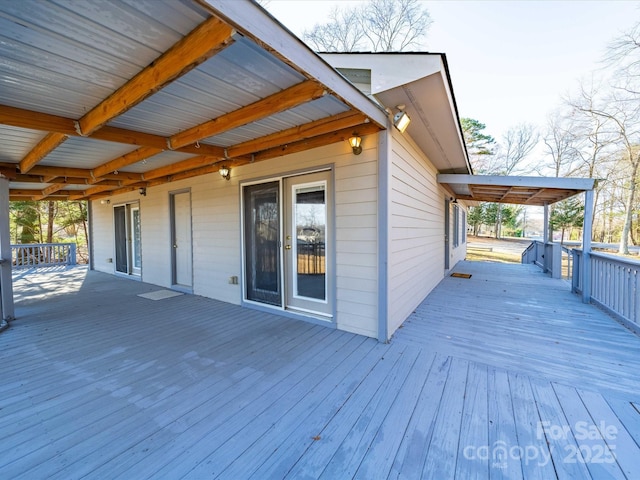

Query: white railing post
[
  {"left": 0, "top": 177, "right": 14, "bottom": 321},
  {"left": 582, "top": 190, "right": 594, "bottom": 303}
]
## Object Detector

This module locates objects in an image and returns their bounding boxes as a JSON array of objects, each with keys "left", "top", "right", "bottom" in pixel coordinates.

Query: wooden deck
[{"left": 1, "top": 261, "right": 640, "bottom": 479}]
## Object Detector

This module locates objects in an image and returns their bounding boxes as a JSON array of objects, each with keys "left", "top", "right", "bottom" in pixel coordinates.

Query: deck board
[{"left": 2, "top": 261, "right": 640, "bottom": 479}]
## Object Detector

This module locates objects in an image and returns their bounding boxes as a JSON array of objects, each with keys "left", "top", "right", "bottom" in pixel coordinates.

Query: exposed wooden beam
[
  {"left": 0, "top": 105, "right": 225, "bottom": 157},
  {"left": 524, "top": 188, "right": 550, "bottom": 205},
  {"left": 11, "top": 189, "right": 74, "bottom": 197},
  {"left": 24, "top": 165, "right": 143, "bottom": 182},
  {"left": 167, "top": 164, "right": 219, "bottom": 183},
  {"left": 76, "top": 17, "right": 235, "bottom": 136},
  {"left": 499, "top": 187, "right": 514, "bottom": 202},
  {"left": 253, "top": 123, "right": 380, "bottom": 163},
  {"left": 32, "top": 183, "right": 69, "bottom": 201},
  {"left": 142, "top": 156, "right": 219, "bottom": 181},
  {"left": 91, "top": 146, "right": 164, "bottom": 179},
  {"left": 227, "top": 111, "right": 369, "bottom": 158},
  {"left": 68, "top": 184, "right": 123, "bottom": 201},
  {"left": 0, "top": 166, "right": 17, "bottom": 180},
  {"left": 169, "top": 80, "right": 326, "bottom": 150},
  {"left": 92, "top": 126, "right": 223, "bottom": 156},
  {"left": 19, "top": 132, "right": 69, "bottom": 173},
  {"left": 0, "top": 105, "right": 77, "bottom": 135}
]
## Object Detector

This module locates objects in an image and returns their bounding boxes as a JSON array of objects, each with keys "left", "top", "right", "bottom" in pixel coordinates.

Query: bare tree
[
  {"left": 477, "top": 123, "right": 538, "bottom": 176},
  {"left": 540, "top": 112, "right": 581, "bottom": 178},
  {"left": 362, "top": 0, "right": 432, "bottom": 52},
  {"left": 303, "top": 0, "right": 431, "bottom": 52},
  {"left": 303, "top": 6, "right": 365, "bottom": 52},
  {"left": 572, "top": 83, "right": 640, "bottom": 254}
]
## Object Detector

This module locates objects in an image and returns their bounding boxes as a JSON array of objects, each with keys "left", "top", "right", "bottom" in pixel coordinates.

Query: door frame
[
  {"left": 240, "top": 167, "right": 335, "bottom": 322},
  {"left": 169, "top": 189, "right": 193, "bottom": 293}
]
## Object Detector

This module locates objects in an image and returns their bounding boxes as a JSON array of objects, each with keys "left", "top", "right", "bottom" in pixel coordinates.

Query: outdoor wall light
[
  {"left": 219, "top": 166, "right": 231, "bottom": 181},
  {"left": 139, "top": 187, "right": 147, "bottom": 196},
  {"left": 100, "top": 199, "right": 110, "bottom": 205},
  {"left": 348, "top": 135, "right": 362, "bottom": 155},
  {"left": 393, "top": 109, "right": 411, "bottom": 133}
]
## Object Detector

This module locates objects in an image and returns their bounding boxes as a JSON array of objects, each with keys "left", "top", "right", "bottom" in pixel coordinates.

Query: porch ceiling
[
  {"left": 0, "top": 0, "right": 387, "bottom": 202},
  {"left": 437, "top": 174, "right": 597, "bottom": 206}
]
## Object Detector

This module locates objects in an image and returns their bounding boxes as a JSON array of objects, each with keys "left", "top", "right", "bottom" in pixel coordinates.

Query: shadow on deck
[{"left": 1, "top": 261, "right": 639, "bottom": 479}]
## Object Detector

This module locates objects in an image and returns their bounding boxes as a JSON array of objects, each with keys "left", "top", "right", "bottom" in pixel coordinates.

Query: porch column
[
  {"left": 0, "top": 176, "right": 14, "bottom": 322},
  {"left": 543, "top": 202, "right": 550, "bottom": 243},
  {"left": 581, "top": 189, "right": 594, "bottom": 303},
  {"left": 543, "top": 202, "right": 550, "bottom": 272}
]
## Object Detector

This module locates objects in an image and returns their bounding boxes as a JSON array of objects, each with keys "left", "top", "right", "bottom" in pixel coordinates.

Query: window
[
  {"left": 453, "top": 205, "right": 467, "bottom": 248},
  {"left": 453, "top": 205, "right": 460, "bottom": 248}
]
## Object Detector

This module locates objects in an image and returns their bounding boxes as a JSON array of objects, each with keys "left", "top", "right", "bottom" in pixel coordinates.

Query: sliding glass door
[{"left": 243, "top": 171, "right": 333, "bottom": 318}]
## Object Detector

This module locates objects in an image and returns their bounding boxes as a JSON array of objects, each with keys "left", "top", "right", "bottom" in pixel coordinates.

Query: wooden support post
[
  {"left": 0, "top": 176, "right": 14, "bottom": 321},
  {"left": 543, "top": 202, "right": 550, "bottom": 273},
  {"left": 582, "top": 189, "right": 594, "bottom": 303}
]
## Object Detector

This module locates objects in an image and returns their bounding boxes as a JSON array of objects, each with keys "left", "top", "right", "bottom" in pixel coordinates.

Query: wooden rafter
[
  {"left": 253, "top": 122, "right": 380, "bottom": 163},
  {"left": 524, "top": 188, "right": 550, "bottom": 205},
  {"left": 498, "top": 187, "right": 514, "bottom": 202},
  {"left": 76, "top": 16, "right": 235, "bottom": 136},
  {"left": 32, "top": 183, "right": 69, "bottom": 201},
  {"left": 0, "top": 105, "right": 226, "bottom": 157},
  {"left": 68, "top": 156, "right": 219, "bottom": 200},
  {"left": 227, "top": 111, "right": 369, "bottom": 158},
  {"left": 19, "top": 132, "right": 68, "bottom": 173},
  {"left": 11, "top": 189, "right": 75, "bottom": 198},
  {"left": 91, "top": 146, "right": 164, "bottom": 179},
  {"left": 142, "top": 156, "right": 219, "bottom": 181},
  {"left": 168, "top": 80, "right": 326, "bottom": 150}
]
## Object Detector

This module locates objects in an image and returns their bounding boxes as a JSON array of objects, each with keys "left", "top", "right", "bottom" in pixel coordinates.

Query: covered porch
[{"left": 2, "top": 261, "right": 639, "bottom": 479}]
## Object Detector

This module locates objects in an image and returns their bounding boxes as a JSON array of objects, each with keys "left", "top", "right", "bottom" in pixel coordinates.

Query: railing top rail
[
  {"left": 588, "top": 250, "right": 640, "bottom": 268},
  {"left": 11, "top": 243, "right": 75, "bottom": 247}
]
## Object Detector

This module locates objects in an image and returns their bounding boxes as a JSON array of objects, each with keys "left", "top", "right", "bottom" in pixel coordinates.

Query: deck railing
[
  {"left": 561, "top": 245, "right": 573, "bottom": 281},
  {"left": 11, "top": 243, "right": 77, "bottom": 269},
  {"left": 521, "top": 240, "right": 562, "bottom": 278},
  {"left": 572, "top": 249, "right": 640, "bottom": 333}
]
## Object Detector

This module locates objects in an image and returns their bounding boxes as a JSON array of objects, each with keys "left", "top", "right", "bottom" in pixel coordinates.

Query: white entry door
[
  {"left": 283, "top": 172, "right": 333, "bottom": 316},
  {"left": 171, "top": 191, "right": 193, "bottom": 290},
  {"left": 243, "top": 171, "right": 333, "bottom": 319}
]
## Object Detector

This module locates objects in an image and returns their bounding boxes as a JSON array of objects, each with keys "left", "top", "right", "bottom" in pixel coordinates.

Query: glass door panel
[
  {"left": 293, "top": 186, "right": 326, "bottom": 300},
  {"left": 244, "top": 182, "right": 281, "bottom": 306},
  {"left": 284, "top": 171, "right": 332, "bottom": 316},
  {"left": 131, "top": 206, "right": 141, "bottom": 275}
]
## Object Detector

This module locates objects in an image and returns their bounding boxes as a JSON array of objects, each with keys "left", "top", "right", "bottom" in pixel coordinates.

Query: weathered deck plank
[{"left": 1, "top": 261, "right": 640, "bottom": 479}]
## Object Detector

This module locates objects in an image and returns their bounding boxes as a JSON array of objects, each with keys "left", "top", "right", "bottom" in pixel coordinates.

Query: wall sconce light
[
  {"left": 139, "top": 187, "right": 147, "bottom": 196},
  {"left": 348, "top": 135, "right": 362, "bottom": 155},
  {"left": 393, "top": 109, "right": 411, "bottom": 133},
  {"left": 219, "top": 166, "right": 231, "bottom": 181},
  {"left": 100, "top": 199, "right": 110, "bottom": 205}
]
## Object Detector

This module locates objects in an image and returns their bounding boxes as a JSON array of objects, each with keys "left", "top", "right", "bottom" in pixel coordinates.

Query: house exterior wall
[
  {"left": 91, "top": 138, "right": 380, "bottom": 338},
  {"left": 386, "top": 129, "right": 467, "bottom": 337}
]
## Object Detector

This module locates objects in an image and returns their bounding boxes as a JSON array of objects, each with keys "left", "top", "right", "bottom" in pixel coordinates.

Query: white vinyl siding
[
  {"left": 387, "top": 130, "right": 451, "bottom": 337},
  {"left": 91, "top": 138, "right": 379, "bottom": 338}
]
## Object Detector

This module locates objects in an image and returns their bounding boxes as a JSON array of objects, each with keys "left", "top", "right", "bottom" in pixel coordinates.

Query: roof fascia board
[
  {"left": 437, "top": 174, "right": 596, "bottom": 191},
  {"left": 200, "top": 0, "right": 388, "bottom": 128}
]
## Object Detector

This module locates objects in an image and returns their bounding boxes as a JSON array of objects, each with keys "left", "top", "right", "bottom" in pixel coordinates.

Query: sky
[{"left": 265, "top": 0, "right": 640, "bottom": 143}]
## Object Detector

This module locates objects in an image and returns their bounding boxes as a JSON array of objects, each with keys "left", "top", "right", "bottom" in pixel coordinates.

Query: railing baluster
[
  {"left": 575, "top": 250, "right": 640, "bottom": 331},
  {"left": 10, "top": 243, "right": 78, "bottom": 269}
]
